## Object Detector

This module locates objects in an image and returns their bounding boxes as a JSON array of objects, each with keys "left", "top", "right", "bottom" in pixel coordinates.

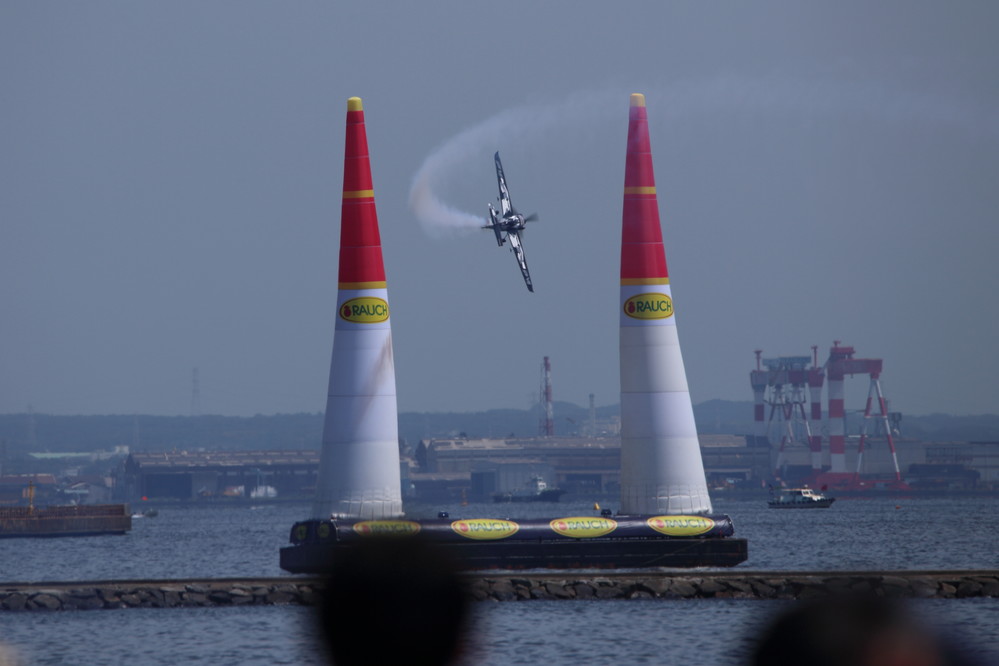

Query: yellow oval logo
[
  {"left": 450, "top": 519, "right": 519, "bottom": 540},
  {"left": 646, "top": 515, "right": 715, "bottom": 536},
  {"left": 339, "top": 297, "right": 389, "bottom": 323},
  {"left": 624, "top": 293, "right": 673, "bottom": 319},
  {"left": 352, "top": 520, "right": 421, "bottom": 537},
  {"left": 550, "top": 517, "right": 618, "bottom": 538}
]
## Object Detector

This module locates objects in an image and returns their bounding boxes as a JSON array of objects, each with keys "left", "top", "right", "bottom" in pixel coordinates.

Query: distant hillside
[
  {"left": 897, "top": 413, "right": 999, "bottom": 442},
  {"left": 397, "top": 401, "right": 621, "bottom": 443},
  {"left": 1, "top": 403, "right": 997, "bottom": 455},
  {"left": 691, "top": 399, "right": 757, "bottom": 435},
  {"left": 0, "top": 413, "right": 322, "bottom": 454}
]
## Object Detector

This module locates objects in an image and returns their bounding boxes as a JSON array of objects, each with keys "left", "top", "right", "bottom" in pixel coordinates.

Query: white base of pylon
[
  {"left": 313, "top": 393, "right": 403, "bottom": 520},
  {"left": 619, "top": 301, "right": 713, "bottom": 516},
  {"left": 311, "top": 288, "right": 403, "bottom": 520}
]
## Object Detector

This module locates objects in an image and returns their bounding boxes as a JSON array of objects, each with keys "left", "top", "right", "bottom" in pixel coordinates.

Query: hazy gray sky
[{"left": 3, "top": 2, "right": 997, "bottom": 418}]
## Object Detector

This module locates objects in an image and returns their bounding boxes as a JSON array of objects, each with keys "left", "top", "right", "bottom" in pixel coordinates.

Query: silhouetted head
[
  {"left": 316, "top": 537, "right": 471, "bottom": 665},
  {"left": 750, "top": 594, "right": 966, "bottom": 666}
]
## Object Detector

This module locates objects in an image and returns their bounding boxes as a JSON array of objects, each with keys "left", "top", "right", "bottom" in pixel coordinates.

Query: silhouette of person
[
  {"left": 316, "top": 536, "right": 472, "bottom": 665},
  {"left": 750, "top": 594, "right": 977, "bottom": 666}
]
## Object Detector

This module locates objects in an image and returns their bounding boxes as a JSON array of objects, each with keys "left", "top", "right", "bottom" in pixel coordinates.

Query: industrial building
[
  {"left": 119, "top": 451, "right": 320, "bottom": 502},
  {"left": 411, "top": 434, "right": 771, "bottom": 501},
  {"left": 0, "top": 474, "right": 59, "bottom": 506},
  {"left": 116, "top": 434, "right": 995, "bottom": 505}
]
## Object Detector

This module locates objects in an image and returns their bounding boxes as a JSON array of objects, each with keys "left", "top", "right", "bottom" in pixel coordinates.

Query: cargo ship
[
  {"left": 279, "top": 513, "right": 748, "bottom": 572},
  {"left": 0, "top": 504, "right": 132, "bottom": 538}
]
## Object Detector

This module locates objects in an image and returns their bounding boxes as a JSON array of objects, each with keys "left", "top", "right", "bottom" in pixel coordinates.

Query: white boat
[
  {"left": 250, "top": 485, "right": 278, "bottom": 499},
  {"left": 767, "top": 486, "right": 835, "bottom": 508},
  {"left": 491, "top": 475, "right": 566, "bottom": 503}
]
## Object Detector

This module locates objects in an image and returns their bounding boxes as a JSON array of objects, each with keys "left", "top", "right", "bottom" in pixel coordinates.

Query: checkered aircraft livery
[{"left": 484, "top": 152, "right": 538, "bottom": 292}]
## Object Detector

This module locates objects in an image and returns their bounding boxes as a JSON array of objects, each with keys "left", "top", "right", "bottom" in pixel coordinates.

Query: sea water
[{"left": 1, "top": 496, "right": 997, "bottom": 664}]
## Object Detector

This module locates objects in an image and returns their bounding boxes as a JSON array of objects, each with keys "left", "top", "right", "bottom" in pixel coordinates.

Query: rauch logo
[
  {"left": 646, "top": 515, "right": 715, "bottom": 536},
  {"left": 450, "top": 519, "right": 519, "bottom": 540},
  {"left": 339, "top": 297, "right": 389, "bottom": 323},
  {"left": 352, "top": 520, "right": 421, "bottom": 537},
  {"left": 624, "top": 293, "right": 673, "bottom": 319},
  {"left": 549, "top": 517, "right": 618, "bottom": 538}
]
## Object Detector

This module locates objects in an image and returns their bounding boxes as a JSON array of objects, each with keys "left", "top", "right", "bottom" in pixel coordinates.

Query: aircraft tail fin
[{"left": 485, "top": 203, "right": 505, "bottom": 245}]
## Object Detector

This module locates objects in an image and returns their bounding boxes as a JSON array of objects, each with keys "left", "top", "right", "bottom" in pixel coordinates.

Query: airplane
[{"left": 484, "top": 151, "right": 538, "bottom": 292}]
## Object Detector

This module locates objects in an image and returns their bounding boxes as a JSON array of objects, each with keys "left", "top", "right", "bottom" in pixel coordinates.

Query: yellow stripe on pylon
[
  {"left": 339, "top": 281, "right": 387, "bottom": 290},
  {"left": 343, "top": 190, "right": 375, "bottom": 199},
  {"left": 624, "top": 186, "right": 656, "bottom": 195},
  {"left": 620, "top": 277, "right": 670, "bottom": 286}
]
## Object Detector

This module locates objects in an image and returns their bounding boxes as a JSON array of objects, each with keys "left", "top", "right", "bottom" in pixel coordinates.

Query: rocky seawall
[{"left": 2, "top": 571, "right": 998, "bottom": 612}]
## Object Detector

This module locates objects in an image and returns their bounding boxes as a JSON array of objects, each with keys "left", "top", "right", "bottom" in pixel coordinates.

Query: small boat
[
  {"left": 492, "top": 475, "right": 566, "bottom": 503},
  {"left": 767, "top": 486, "right": 835, "bottom": 508}
]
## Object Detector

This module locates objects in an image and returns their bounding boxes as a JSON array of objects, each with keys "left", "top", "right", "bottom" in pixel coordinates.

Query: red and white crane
[{"left": 751, "top": 342, "right": 908, "bottom": 490}]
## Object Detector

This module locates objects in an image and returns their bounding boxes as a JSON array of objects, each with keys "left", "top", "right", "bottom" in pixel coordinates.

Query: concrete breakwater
[{"left": 2, "top": 571, "right": 998, "bottom": 612}]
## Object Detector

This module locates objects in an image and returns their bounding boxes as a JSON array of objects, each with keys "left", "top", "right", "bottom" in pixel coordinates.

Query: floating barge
[
  {"left": 280, "top": 514, "right": 748, "bottom": 572},
  {"left": 0, "top": 504, "right": 132, "bottom": 538}
]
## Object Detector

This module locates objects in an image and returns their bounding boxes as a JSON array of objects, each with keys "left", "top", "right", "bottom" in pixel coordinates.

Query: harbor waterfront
[
  {"left": 2, "top": 497, "right": 998, "bottom": 580},
  {"left": 1, "top": 497, "right": 997, "bottom": 663}
]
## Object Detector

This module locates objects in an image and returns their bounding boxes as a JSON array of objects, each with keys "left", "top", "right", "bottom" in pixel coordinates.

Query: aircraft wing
[
  {"left": 507, "top": 231, "right": 534, "bottom": 292},
  {"left": 494, "top": 152, "right": 513, "bottom": 217}
]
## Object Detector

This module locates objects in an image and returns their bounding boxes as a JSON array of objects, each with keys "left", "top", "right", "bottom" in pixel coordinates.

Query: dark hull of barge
[
  {"left": 279, "top": 515, "right": 748, "bottom": 573},
  {"left": 281, "top": 536, "right": 748, "bottom": 572}
]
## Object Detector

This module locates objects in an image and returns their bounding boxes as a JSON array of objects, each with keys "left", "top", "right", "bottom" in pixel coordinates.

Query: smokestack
[
  {"left": 540, "top": 357, "right": 554, "bottom": 437},
  {"left": 312, "top": 97, "right": 402, "bottom": 520},
  {"left": 588, "top": 393, "right": 596, "bottom": 436},
  {"left": 618, "top": 93, "right": 713, "bottom": 515}
]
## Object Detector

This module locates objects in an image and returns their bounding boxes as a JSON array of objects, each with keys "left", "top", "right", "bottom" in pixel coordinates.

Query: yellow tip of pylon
[
  {"left": 347, "top": 97, "right": 363, "bottom": 111},
  {"left": 630, "top": 93, "right": 646, "bottom": 107},
  {"left": 593, "top": 502, "right": 601, "bottom": 511}
]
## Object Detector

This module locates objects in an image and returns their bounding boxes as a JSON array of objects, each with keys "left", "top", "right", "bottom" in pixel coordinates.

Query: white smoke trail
[
  {"left": 408, "top": 78, "right": 996, "bottom": 238},
  {"left": 407, "top": 91, "right": 621, "bottom": 238},
  {"left": 408, "top": 108, "right": 525, "bottom": 237}
]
